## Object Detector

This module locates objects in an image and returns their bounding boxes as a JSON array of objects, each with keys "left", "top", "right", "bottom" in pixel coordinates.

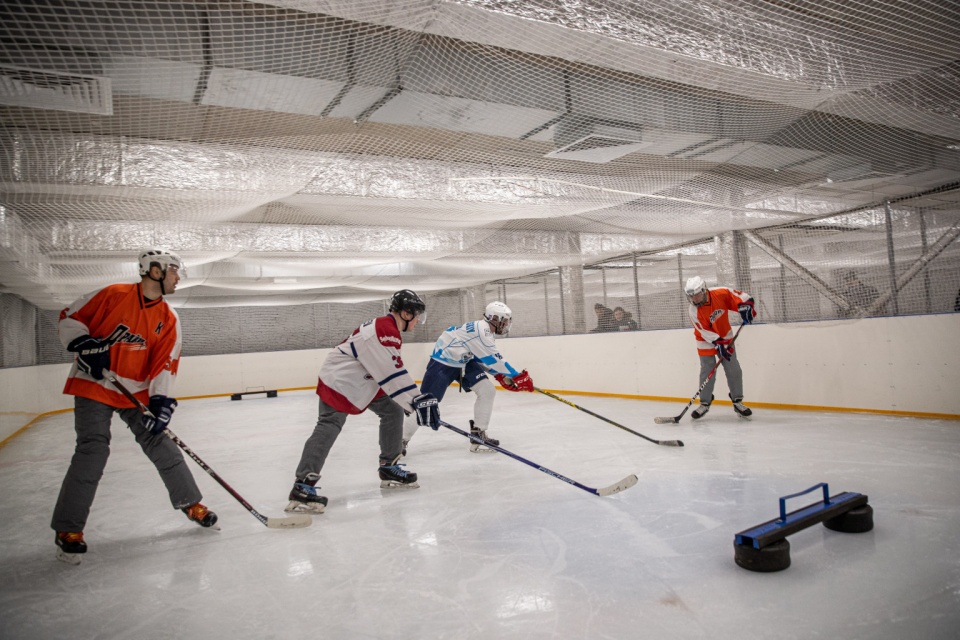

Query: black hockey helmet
[{"left": 389, "top": 289, "right": 426, "bottom": 317}]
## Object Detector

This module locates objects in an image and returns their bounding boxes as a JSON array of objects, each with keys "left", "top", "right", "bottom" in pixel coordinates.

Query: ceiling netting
[{"left": 1, "top": 0, "right": 958, "bottom": 335}]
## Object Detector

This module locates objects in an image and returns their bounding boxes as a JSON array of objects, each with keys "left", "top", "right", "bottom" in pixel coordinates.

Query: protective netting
[{"left": 1, "top": 1, "right": 959, "bottom": 366}]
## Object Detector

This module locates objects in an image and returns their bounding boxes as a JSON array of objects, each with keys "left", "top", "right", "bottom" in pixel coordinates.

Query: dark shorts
[{"left": 421, "top": 358, "right": 488, "bottom": 402}]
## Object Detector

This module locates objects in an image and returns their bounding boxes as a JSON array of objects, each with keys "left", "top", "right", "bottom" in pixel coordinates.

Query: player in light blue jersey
[{"left": 403, "top": 301, "right": 534, "bottom": 453}]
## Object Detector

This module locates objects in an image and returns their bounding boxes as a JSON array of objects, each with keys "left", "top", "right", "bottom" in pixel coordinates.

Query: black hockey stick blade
[
  {"left": 534, "top": 388, "right": 683, "bottom": 447},
  {"left": 440, "top": 420, "right": 639, "bottom": 497},
  {"left": 107, "top": 375, "right": 313, "bottom": 530}
]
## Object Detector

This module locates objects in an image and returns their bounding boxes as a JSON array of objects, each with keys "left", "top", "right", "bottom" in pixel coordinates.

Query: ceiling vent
[
  {"left": 545, "top": 116, "right": 649, "bottom": 163},
  {"left": 0, "top": 64, "right": 113, "bottom": 115}
]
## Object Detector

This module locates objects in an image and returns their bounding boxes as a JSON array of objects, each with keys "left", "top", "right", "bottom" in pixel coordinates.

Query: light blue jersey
[{"left": 429, "top": 319, "right": 519, "bottom": 377}]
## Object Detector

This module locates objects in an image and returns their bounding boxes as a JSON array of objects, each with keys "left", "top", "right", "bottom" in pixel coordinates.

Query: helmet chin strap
[{"left": 148, "top": 269, "right": 167, "bottom": 296}]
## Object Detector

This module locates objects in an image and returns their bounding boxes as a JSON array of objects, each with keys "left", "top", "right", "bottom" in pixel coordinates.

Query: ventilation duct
[
  {"left": 546, "top": 116, "right": 649, "bottom": 163},
  {"left": 0, "top": 64, "right": 113, "bottom": 115}
]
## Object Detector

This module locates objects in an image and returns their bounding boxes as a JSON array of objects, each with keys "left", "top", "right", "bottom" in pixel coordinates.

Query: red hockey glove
[
  {"left": 495, "top": 373, "right": 519, "bottom": 392},
  {"left": 502, "top": 370, "right": 534, "bottom": 392}
]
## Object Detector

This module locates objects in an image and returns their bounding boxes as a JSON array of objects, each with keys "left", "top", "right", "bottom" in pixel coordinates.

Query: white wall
[{"left": 3, "top": 314, "right": 958, "bottom": 443}]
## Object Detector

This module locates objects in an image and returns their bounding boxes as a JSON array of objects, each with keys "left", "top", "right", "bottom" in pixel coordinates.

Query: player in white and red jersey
[
  {"left": 52, "top": 248, "right": 216, "bottom": 565},
  {"left": 285, "top": 290, "right": 440, "bottom": 515},
  {"left": 402, "top": 301, "right": 534, "bottom": 454},
  {"left": 684, "top": 276, "right": 757, "bottom": 419}
]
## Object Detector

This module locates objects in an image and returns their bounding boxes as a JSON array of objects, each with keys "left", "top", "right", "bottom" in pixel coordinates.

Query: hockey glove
[
  {"left": 510, "top": 370, "right": 534, "bottom": 392},
  {"left": 713, "top": 339, "right": 734, "bottom": 362},
  {"left": 67, "top": 335, "right": 112, "bottom": 381},
  {"left": 495, "top": 373, "right": 518, "bottom": 392},
  {"left": 412, "top": 393, "right": 440, "bottom": 430},
  {"left": 142, "top": 395, "right": 178, "bottom": 434},
  {"left": 738, "top": 299, "right": 756, "bottom": 325}
]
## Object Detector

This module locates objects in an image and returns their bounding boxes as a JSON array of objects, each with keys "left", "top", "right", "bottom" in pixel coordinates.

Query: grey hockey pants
[
  {"left": 698, "top": 350, "right": 744, "bottom": 403},
  {"left": 51, "top": 396, "right": 203, "bottom": 532},
  {"left": 295, "top": 395, "right": 405, "bottom": 480}
]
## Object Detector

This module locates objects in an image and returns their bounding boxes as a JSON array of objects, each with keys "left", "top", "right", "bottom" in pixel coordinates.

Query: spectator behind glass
[
  {"left": 590, "top": 303, "right": 618, "bottom": 333},
  {"left": 613, "top": 306, "right": 638, "bottom": 331},
  {"left": 838, "top": 271, "right": 880, "bottom": 318}
]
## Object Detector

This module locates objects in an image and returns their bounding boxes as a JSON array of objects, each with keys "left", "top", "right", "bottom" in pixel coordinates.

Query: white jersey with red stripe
[
  {"left": 316, "top": 314, "right": 420, "bottom": 415},
  {"left": 59, "top": 282, "right": 182, "bottom": 407}
]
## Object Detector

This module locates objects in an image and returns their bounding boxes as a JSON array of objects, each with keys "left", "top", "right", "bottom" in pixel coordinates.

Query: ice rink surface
[{"left": 1, "top": 389, "right": 958, "bottom": 640}]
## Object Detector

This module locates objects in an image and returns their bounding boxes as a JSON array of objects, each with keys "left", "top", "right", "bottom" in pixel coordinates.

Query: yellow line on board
[
  {"left": 0, "top": 408, "right": 74, "bottom": 450},
  {"left": 3, "top": 384, "right": 956, "bottom": 450}
]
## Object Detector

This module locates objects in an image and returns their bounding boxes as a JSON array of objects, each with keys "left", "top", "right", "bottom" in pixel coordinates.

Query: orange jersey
[
  {"left": 59, "top": 283, "right": 182, "bottom": 408},
  {"left": 688, "top": 287, "right": 752, "bottom": 356}
]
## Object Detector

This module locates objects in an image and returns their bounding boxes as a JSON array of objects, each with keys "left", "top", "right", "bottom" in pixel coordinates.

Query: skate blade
[
  {"left": 470, "top": 446, "right": 496, "bottom": 453},
  {"left": 285, "top": 500, "right": 325, "bottom": 514},
  {"left": 379, "top": 480, "right": 420, "bottom": 489},
  {"left": 56, "top": 548, "right": 83, "bottom": 565}
]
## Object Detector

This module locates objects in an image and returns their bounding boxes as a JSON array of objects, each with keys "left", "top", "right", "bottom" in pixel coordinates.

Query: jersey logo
[
  {"left": 380, "top": 334, "right": 401, "bottom": 347},
  {"left": 154, "top": 321, "right": 164, "bottom": 335},
  {"left": 391, "top": 354, "right": 404, "bottom": 369},
  {"left": 709, "top": 309, "right": 724, "bottom": 324},
  {"left": 493, "top": 352, "right": 503, "bottom": 360},
  {"left": 107, "top": 324, "right": 146, "bottom": 349}
]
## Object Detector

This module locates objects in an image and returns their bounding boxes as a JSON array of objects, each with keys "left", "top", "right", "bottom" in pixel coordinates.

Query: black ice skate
[
  {"left": 691, "top": 395, "right": 713, "bottom": 420},
  {"left": 379, "top": 456, "right": 419, "bottom": 489},
  {"left": 55, "top": 531, "right": 87, "bottom": 565},
  {"left": 286, "top": 472, "right": 328, "bottom": 514},
  {"left": 182, "top": 502, "right": 220, "bottom": 530},
  {"left": 730, "top": 394, "right": 753, "bottom": 419},
  {"left": 469, "top": 420, "right": 499, "bottom": 453}
]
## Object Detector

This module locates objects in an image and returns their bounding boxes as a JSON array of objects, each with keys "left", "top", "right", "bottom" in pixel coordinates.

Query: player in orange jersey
[
  {"left": 52, "top": 248, "right": 216, "bottom": 565},
  {"left": 684, "top": 276, "right": 756, "bottom": 420}
]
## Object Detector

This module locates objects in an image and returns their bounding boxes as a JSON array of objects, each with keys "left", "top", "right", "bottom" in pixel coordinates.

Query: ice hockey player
[
  {"left": 684, "top": 276, "right": 756, "bottom": 420},
  {"left": 285, "top": 289, "right": 440, "bottom": 514},
  {"left": 52, "top": 248, "right": 217, "bottom": 565},
  {"left": 403, "top": 301, "right": 534, "bottom": 454}
]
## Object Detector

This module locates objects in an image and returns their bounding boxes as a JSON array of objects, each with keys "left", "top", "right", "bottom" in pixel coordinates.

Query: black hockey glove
[
  {"left": 67, "top": 335, "right": 112, "bottom": 381},
  {"left": 713, "top": 338, "right": 734, "bottom": 361},
  {"left": 142, "top": 395, "right": 178, "bottom": 434},
  {"left": 412, "top": 393, "right": 440, "bottom": 430},
  {"left": 738, "top": 299, "right": 756, "bottom": 325}
]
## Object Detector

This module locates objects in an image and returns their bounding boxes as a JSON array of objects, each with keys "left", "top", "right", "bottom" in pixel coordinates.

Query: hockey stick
[
  {"left": 534, "top": 388, "right": 683, "bottom": 447},
  {"left": 106, "top": 375, "right": 312, "bottom": 529},
  {"left": 439, "top": 420, "right": 638, "bottom": 497},
  {"left": 653, "top": 323, "right": 745, "bottom": 424}
]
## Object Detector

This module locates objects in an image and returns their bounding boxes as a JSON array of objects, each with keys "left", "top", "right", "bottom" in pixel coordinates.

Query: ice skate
[
  {"left": 286, "top": 473, "right": 328, "bottom": 514},
  {"left": 182, "top": 502, "right": 220, "bottom": 530},
  {"left": 469, "top": 420, "right": 499, "bottom": 453},
  {"left": 730, "top": 394, "right": 753, "bottom": 419},
  {"left": 379, "top": 456, "right": 419, "bottom": 489},
  {"left": 691, "top": 395, "right": 713, "bottom": 420},
  {"left": 55, "top": 531, "right": 86, "bottom": 565}
]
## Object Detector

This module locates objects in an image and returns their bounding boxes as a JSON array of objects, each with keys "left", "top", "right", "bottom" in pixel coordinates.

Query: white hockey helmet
[
  {"left": 684, "top": 276, "right": 708, "bottom": 306},
  {"left": 139, "top": 247, "right": 184, "bottom": 277},
  {"left": 484, "top": 301, "right": 512, "bottom": 335}
]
